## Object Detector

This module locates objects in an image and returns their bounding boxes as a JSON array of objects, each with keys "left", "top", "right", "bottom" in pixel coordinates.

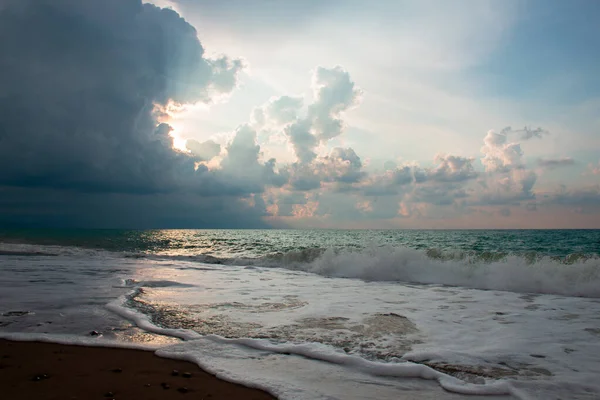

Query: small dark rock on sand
[
  {"left": 32, "top": 374, "right": 50, "bottom": 381},
  {"left": 182, "top": 372, "right": 192, "bottom": 378},
  {"left": 111, "top": 368, "right": 123, "bottom": 373},
  {"left": 104, "top": 392, "right": 114, "bottom": 397},
  {"left": 161, "top": 382, "right": 171, "bottom": 389},
  {"left": 172, "top": 369, "right": 180, "bottom": 376},
  {"left": 177, "top": 387, "right": 189, "bottom": 393},
  {"left": 89, "top": 330, "right": 101, "bottom": 336},
  {"left": 3, "top": 311, "right": 30, "bottom": 317}
]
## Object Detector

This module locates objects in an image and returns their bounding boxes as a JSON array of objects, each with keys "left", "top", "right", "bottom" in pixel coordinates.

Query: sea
[{"left": 1, "top": 229, "right": 599, "bottom": 400}]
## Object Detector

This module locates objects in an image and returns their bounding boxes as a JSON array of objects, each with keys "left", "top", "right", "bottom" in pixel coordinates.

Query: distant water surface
[{"left": 1, "top": 228, "right": 598, "bottom": 259}]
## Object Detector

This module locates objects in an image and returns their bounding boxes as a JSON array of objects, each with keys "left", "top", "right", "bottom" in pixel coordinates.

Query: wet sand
[{"left": 0, "top": 339, "right": 276, "bottom": 400}]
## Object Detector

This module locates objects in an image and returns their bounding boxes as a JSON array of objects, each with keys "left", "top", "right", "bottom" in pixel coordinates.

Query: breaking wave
[
  {"left": 2, "top": 241, "right": 600, "bottom": 298},
  {"left": 160, "top": 246, "right": 600, "bottom": 298}
]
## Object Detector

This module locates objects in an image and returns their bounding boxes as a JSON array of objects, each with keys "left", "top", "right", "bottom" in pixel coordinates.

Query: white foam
[
  {"left": 106, "top": 296, "right": 201, "bottom": 341},
  {"left": 202, "top": 335, "right": 516, "bottom": 396},
  {"left": 5, "top": 241, "right": 598, "bottom": 298},
  {"left": 144, "top": 245, "right": 600, "bottom": 298},
  {"left": 104, "top": 291, "right": 518, "bottom": 399},
  {"left": 120, "top": 260, "right": 600, "bottom": 399},
  {"left": 279, "top": 246, "right": 600, "bottom": 298},
  {"left": 156, "top": 337, "right": 519, "bottom": 400},
  {"left": 3, "top": 245, "right": 600, "bottom": 399}
]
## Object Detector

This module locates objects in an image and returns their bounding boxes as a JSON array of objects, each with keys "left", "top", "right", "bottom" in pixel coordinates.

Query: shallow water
[{"left": 1, "top": 230, "right": 599, "bottom": 399}]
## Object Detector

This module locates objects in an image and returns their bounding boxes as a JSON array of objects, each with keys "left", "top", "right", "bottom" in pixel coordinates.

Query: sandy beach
[{"left": 0, "top": 339, "right": 275, "bottom": 400}]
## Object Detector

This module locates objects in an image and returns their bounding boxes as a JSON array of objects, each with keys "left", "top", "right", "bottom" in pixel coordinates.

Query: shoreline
[{"left": 0, "top": 339, "right": 276, "bottom": 400}]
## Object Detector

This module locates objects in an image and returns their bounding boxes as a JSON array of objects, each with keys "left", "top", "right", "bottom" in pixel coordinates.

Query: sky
[{"left": 0, "top": 0, "right": 599, "bottom": 229}]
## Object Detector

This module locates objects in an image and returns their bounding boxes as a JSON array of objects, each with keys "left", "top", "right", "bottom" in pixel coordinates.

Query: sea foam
[
  {"left": 171, "top": 246, "right": 600, "bottom": 298},
  {"left": 105, "top": 292, "right": 520, "bottom": 399},
  {"left": 4, "top": 241, "right": 599, "bottom": 297}
]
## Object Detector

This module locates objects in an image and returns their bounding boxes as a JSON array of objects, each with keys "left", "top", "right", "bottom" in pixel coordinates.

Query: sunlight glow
[{"left": 153, "top": 101, "right": 194, "bottom": 152}]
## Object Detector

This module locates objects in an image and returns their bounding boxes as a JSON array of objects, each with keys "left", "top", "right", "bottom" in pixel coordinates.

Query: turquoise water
[
  {"left": 1, "top": 229, "right": 599, "bottom": 259},
  {"left": 2, "top": 229, "right": 600, "bottom": 399}
]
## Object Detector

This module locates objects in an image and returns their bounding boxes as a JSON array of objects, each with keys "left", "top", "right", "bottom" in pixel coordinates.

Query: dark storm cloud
[
  {"left": 0, "top": 0, "right": 246, "bottom": 194},
  {"left": 0, "top": 186, "right": 270, "bottom": 229},
  {"left": 0, "top": 0, "right": 280, "bottom": 227}
]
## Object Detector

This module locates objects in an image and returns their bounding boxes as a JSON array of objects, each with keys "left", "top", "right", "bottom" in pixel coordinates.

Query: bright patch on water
[{"left": 1, "top": 230, "right": 600, "bottom": 399}]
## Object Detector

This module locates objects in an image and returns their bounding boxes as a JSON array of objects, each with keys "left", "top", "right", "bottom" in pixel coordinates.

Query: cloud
[
  {"left": 410, "top": 184, "right": 468, "bottom": 207},
  {"left": 321, "top": 147, "right": 365, "bottom": 184},
  {"left": 284, "top": 66, "right": 362, "bottom": 164},
  {"left": 480, "top": 130, "right": 524, "bottom": 172},
  {"left": 0, "top": 0, "right": 246, "bottom": 197},
  {"left": 218, "top": 124, "right": 287, "bottom": 193},
  {"left": 358, "top": 153, "right": 477, "bottom": 199},
  {"left": 260, "top": 96, "right": 304, "bottom": 126},
  {"left": 428, "top": 154, "right": 478, "bottom": 182},
  {"left": 541, "top": 185, "right": 600, "bottom": 215},
  {"left": 285, "top": 120, "right": 319, "bottom": 164},
  {"left": 501, "top": 126, "right": 549, "bottom": 141},
  {"left": 0, "top": 186, "right": 269, "bottom": 229},
  {"left": 186, "top": 139, "right": 221, "bottom": 161},
  {"left": 475, "top": 169, "right": 537, "bottom": 206},
  {"left": 526, "top": 203, "right": 537, "bottom": 211},
  {"left": 537, "top": 157, "right": 575, "bottom": 169},
  {"left": 499, "top": 207, "right": 511, "bottom": 217},
  {"left": 282, "top": 146, "right": 366, "bottom": 192},
  {"left": 360, "top": 166, "right": 414, "bottom": 196},
  {"left": 0, "top": 1, "right": 594, "bottom": 228},
  {"left": 310, "top": 66, "right": 362, "bottom": 140}
]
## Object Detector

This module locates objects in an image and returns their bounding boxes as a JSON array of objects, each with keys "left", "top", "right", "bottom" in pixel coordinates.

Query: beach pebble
[
  {"left": 89, "top": 330, "right": 100, "bottom": 336},
  {"left": 177, "top": 387, "right": 189, "bottom": 393},
  {"left": 144, "top": 383, "right": 151, "bottom": 387},
  {"left": 32, "top": 373, "right": 50, "bottom": 381},
  {"left": 161, "top": 382, "right": 170, "bottom": 389},
  {"left": 171, "top": 369, "right": 179, "bottom": 376},
  {"left": 104, "top": 392, "right": 114, "bottom": 397},
  {"left": 111, "top": 368, "right": 123, "bottom": 373},
  {"left": 182, "top": 372, "right": 192, "bottom": 378}
]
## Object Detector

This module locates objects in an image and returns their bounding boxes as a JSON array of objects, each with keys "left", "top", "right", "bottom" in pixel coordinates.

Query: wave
[
  {"left": 280, "top": 247, "right": 600, "bottom": 298},
  {"left": 3, "top": 241, "right": 600, "bottom": 298},
  {"left": 158, "top": 246, "right": 600, "bottom": 298}
]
